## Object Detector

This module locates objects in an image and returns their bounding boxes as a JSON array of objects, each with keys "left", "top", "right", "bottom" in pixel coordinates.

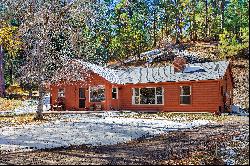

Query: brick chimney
[{"left": 173, "top": 56, "right": 187, "bottom": 72}]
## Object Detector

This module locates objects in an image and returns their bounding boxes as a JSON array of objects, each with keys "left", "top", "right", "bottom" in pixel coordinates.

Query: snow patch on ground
[{"left": 0, "top": 113, "right": 213, "bottom": 152}]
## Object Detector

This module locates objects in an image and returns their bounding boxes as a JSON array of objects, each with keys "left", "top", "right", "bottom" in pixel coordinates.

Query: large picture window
[
  {"left": 132, "top": 87, "right": 163, "bottom": 105},
  {"left": 90, "top": 85, "right": 105, "bottom": 102},
  {"left": 180, "top": 86, "right": 191, "bottom": 104}
]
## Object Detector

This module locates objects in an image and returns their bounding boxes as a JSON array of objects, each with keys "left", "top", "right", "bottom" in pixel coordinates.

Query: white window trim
[
  {"left": 180, "top": 86, "right": 192, "bottom": 105},
  {"left": 132, "top": 87, "right": 164, "bottom": 105},
  {"left": 112, "top": 87, "right": 118, "bottom": 99},
  {"left": 89, "top": 85, "right": 105, "bottom": 102}
]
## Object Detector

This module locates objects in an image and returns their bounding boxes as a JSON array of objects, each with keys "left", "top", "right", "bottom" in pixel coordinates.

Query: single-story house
[{"left": 50, "top": 57, "right": 233, "bottom": 113}]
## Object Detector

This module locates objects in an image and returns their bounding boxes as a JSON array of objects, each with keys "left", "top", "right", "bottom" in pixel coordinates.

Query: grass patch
[
  {"left": 0, "top": 114, "right": 51, "bottom": 127},
  {"left": 0, "top": 114, "right": 35, "bottom": 125}
]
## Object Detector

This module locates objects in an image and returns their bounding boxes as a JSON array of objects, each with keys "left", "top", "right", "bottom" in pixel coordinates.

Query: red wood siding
[
  {"left": 50, "top": 72, "right": 113, "bottom": 110},
  {"left": 163, "top": 81, "right": 220, "bottom": 112},
  {"left": 219, "top": 64, "right": 233, "bottom": 112},
  {"left": 118, "top": 81, "right": 220, "bottom": 113},
  {"left": 50, "top": 71, "right": 233, "bottom": 113}
]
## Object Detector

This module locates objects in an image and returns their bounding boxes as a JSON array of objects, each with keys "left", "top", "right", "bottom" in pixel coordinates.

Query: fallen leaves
[{"left": 0, "top": 98, "right": 23, "bottom": 112}]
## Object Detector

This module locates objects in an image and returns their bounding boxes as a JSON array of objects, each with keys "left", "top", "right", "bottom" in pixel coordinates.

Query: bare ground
[{"left": 0, "top": 116, "right": 248, "bottom": 165}]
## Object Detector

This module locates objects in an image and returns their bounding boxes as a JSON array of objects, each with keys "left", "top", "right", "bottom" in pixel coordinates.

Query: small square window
[{"left": 180, "top": 86, "right": 191, "bottom": 105}]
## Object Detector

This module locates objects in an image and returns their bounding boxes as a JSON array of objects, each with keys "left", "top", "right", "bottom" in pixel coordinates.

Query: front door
[{"left": 79, "top": 88, "right": 86, "bottom": 109}]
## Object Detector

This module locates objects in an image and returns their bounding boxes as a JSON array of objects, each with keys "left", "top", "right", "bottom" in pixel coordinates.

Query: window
[
  {"left": 132, "top": 87, "right": 163, "bottom": 105},
  {"left": 180, "top": 86, "right": 191, "bottom": 104},
  {"left": 79, "top": 88, "right": 85, "bottom": 108},
  {"left": 112, "top": 88, "right": 118, "bottom": 99},
  {"left": 58, "top": 88, "right": 65, "bottom": 97},
  {"left": 90, "top": 85, "right": 105, "bottom": 102}
]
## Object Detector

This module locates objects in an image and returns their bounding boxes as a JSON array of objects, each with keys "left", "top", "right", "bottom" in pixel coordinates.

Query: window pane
[
  {"left": 134, "top": 96, "right": 140, "bottom": 104},
  {"left": 112, "top": 93, "right": 117, "bottom": 99},
  {"left": 157, "top": 96, "right": 163, "bottom": 104},
  {"left": 134, "top": 88, "right": 139, "bottom": 96},
  {"left": 90, "top": 86, "right": 105, "bottom": 102},
  {"left": 156, "top": 87, "right": 163, "bottom": 95},
  {"left": 79, "top": 88, "right": 85, "bottom": 98},
  {"left": 79, "top": 99, "right": 85, "bottom": 108},
  {"left": 112, "top": 88, "right": 117, "bottom": 93},
  {"left": 112, "top": 91, "right": 117, "bottom": 99},
  {"left": 140, "top": 88, "right": 155, "bottom": 104},
  {"left": 180, "top": 96, "right": 191, "bottom": 104},
  {"left": 181, "top": 86, "right": 191, "bottom": 95}
]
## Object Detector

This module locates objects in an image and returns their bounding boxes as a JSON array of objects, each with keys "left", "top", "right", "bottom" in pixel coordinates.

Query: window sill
[{"left": 132, "top": 104, "right": 164, "bottom": 106}]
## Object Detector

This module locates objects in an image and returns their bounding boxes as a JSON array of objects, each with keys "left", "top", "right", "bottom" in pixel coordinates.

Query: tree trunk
[
  {"left": 0, "top": 45, "right": 5, "bottom": 97},
  {"left": 205, "top": 0, "right": 208, "bottom": 38},
  {"left": 165, "top": 13, "right": 168, "bottom": 37},
  {"left": 153, "top": 10, "right": 157, "bottom": 47},
  {"left": 220, "top": 0, "right": 225, "bottom": 32},
  {"left": 9, "top": 59, "right": 13, "bottom": 85},
  {"left": 190, "top": 20, "right": 193, "bottom": 41},
  {"left": 35, "top": 84, "right": 44, "bottom": 120},
  {"left": 35, "top": 42, "right": 44, "bottom": 120},
  {"left": 192, "top": 0, "right": 197, "bottom": 41},
  {"left": 174, "top": 0, "right": 180, "bottom": 44},
  {"left": 178, "top": 14, "right": 182, "bottom": 41},
  {"left": 175, "top": 16, "right": 180, "bottom": 44}
]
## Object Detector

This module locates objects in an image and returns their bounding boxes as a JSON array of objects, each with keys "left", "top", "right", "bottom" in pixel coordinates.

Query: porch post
[{"left": 105, "top": 84, "right": 112, "bottom": 111}]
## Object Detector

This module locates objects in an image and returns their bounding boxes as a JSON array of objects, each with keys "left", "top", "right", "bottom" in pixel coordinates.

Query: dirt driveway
[{"left": 0, "top": 115, "right": 248, "bottom": 165}]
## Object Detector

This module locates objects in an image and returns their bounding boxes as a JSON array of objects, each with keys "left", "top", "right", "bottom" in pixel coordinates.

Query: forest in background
[{"left": 0, "top": 0, "right": 249, "bottom": 89}]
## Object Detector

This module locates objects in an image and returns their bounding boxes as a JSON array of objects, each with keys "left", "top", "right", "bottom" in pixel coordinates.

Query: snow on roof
[
  {"left": 54, "top": 60, "right": 229, "bottom": 84},
  {"left": 76, "top": 60, "right": 121, "bottom": 84},
  {"left": 140, "top": 49, "right": 161, "bottom": 57},
  {"left": 114, "top": 61, "right": 229, "bottom": 84}
]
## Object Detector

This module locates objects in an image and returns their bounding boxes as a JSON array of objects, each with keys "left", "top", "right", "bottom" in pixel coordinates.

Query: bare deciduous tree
[{"left": 1, "top": 0, "right": 98, "bottom": 119}]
